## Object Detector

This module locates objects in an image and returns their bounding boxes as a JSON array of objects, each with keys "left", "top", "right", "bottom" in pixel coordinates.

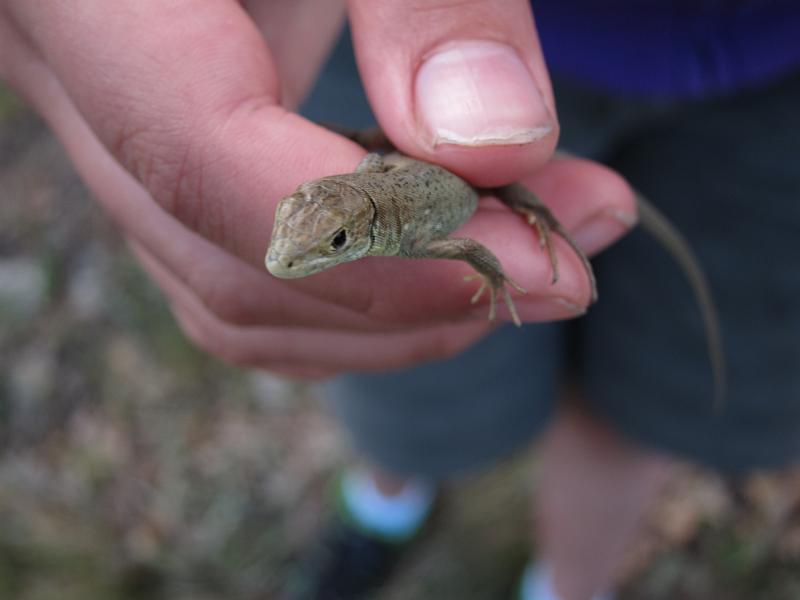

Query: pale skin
[{"left": 0, "top": 1, "right": 680, "bottom": 599}]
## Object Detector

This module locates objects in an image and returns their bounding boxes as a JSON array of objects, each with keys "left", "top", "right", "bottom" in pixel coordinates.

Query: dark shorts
[{"left": 303, "top": 34, "right": 800, "bottom": 478}]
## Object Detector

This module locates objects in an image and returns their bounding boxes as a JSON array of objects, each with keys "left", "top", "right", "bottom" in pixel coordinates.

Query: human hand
[{"left": 0, "top": 0, "right": 636, "bottom": 379}]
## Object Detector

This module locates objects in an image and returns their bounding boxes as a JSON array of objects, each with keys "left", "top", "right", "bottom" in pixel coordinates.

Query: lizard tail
[{"left": 636, "top": 193, "right": 727, "bottom": 412}]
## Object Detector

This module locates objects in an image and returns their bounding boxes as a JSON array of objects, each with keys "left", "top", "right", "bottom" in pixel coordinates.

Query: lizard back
[{"left": 329, "top": 153, "right": 479, "bottom": 257}]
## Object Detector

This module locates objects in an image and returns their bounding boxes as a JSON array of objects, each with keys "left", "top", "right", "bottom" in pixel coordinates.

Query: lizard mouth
[
  {"left": 265, "top": 253, "right": 302, "bottom": 278},
  {"left": 266, "top": 251, "right": 332, "bottom": 278}
]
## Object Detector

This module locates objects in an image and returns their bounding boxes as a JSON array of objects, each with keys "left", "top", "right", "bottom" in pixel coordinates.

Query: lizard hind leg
[
  {"left": 418, "top": 238, "right": 527, "bottom": 327},
  {"left": 492, "top": 183, "right": 598, "bottom": 303}
]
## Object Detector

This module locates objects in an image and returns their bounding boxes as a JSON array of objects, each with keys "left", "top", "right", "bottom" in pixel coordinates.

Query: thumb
[{"left": 347, "top": 0, "right": 557, "bottom": 187}]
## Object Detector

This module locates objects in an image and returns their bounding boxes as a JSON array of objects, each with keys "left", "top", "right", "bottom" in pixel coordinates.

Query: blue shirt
[{"left": 533, "top": 0, "right": 800, "bottom": 98}]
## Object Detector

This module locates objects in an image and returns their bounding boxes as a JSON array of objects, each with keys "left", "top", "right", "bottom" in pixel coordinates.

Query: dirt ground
[{"left": 2, "top": 88, "right": 800, "bottom": 600}]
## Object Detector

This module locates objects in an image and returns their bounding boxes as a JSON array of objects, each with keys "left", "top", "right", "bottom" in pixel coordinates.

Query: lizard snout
[{"left": 265, "top": 251, "right": 301, "bottom": 278}]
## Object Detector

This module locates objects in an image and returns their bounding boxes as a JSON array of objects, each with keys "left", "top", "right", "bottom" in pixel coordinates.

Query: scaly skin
[
  {"left": 265, "top": 128, "right": 725, "bottom": 408},
  {"left": 266, "top": 151, "right": 593, "bottom": 326}
]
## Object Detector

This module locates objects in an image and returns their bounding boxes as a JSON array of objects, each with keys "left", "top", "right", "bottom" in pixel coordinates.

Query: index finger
[{"left": 8, "top": 0, "right": 363, "bottom": 266}]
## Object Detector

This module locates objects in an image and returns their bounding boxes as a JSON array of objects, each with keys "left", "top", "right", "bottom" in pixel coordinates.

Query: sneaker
[{"left": 285, "top": 477, "right": 436, "bottom": 600}]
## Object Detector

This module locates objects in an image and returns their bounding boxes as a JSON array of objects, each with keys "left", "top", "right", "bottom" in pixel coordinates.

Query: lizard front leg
[
  {"left": 413, "top": 238, "right": 526, "bottom": 326},
  {"left": 492, "top": 183, "right": 598, "bottom": 302}
]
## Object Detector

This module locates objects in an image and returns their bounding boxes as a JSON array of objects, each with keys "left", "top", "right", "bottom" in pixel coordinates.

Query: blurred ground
[{"left": 2, "top": 87, "right": 800, "bottom": 600}]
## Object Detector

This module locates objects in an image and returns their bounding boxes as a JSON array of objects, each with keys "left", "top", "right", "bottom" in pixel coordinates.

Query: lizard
[{"left": 265, "top": 127, "right": 726, "bottom": 408}]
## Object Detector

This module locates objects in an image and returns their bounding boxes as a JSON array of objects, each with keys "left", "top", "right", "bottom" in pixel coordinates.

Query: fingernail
[
  {"left": 415, "top": 40, "right": 553, "bottom": 147},
  {"left": 572, "top": 208, "right": 637, "bottom": 255},
  {"left": 551, "top": 297, "right": 588, "bottom": 316}
]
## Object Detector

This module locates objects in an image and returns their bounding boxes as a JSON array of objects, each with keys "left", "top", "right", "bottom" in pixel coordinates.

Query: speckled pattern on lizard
[{"left": 265, "top": 127, "right": 725, "bottom": 408}]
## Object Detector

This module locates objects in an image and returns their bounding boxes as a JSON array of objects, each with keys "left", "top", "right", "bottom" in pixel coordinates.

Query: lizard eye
[{"left": 330, "top": 229, "right": 348, "bottom": 251}]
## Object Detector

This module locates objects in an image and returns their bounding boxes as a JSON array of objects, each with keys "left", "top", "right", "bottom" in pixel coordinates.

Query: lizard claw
[
  {"left": 494, "top": 184, "right": 597, "bottom": 298},
  {"left": 464, "top": 273, "right": 526, "bottom": 327}
]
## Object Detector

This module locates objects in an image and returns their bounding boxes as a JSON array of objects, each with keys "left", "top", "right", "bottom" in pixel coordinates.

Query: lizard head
[{"left": 265, "top": 179, "right": 375, "bottom": 278}]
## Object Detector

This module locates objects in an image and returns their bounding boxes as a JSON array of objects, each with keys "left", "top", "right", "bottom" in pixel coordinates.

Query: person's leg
[
  {"left": 296, "top": 323, "right": 560, "bottom": 600},
  {"left": 538, "top": 70, "right": 800, "bottom": 600},
  {"left": 511, "top": 79, "right": 685, "bottom": 600},
  {"left": 335, "top": 412, "right": 668, "bottom": 600},
  {"left": 323, "top": 323, "right": 560, "bottom": 541},
  {"left": 531, "top": 404, "right": 676, "bottom": 600}
]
